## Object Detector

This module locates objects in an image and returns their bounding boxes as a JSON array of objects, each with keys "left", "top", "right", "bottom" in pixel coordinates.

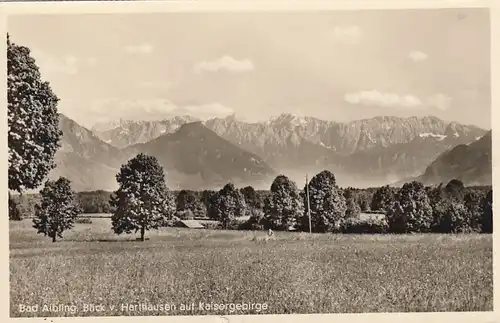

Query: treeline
[
  {"left": 10, "top": 182, "right": 491, "bottom": 224},
  {"left": 9, "top": 152, "right": 493, "bottom": 242}
]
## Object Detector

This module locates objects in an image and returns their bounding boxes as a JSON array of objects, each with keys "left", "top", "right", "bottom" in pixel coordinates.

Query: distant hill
[
  {"left": 123, "top": 121, "right": 277, "bottom": 190},
  {"left": 47, "top": 114, "right": 124, "bottom": 192},
  {"left": 412, "top": 131, "right": 492, "bottom": 186}
]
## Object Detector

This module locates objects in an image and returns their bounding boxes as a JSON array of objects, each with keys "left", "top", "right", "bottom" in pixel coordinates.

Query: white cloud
[
  {"left": 427, "top": 93, "right": 452, "bottom": 111},
  {"left": 330, "top": 25, "right": 362, "bottom": 43},
  {"left": 344, "top": 90, "right": 453, "bottom": 111},
  {"left": 408, "top": 50, "right": 428, "bottom": 62},
  {"left": 194, "top": 55, "right": 254, "bottom": 73},
  {"left": 30, "top": 49, "right": 78, "bottom": 75},
  {"left": 125, "top": 43, "right": 154, "bottom": 55},
  {"left": 344, "top": 90, "right": 422, "bottom": 108},
  {"left": 88, "top": 99, "right": 234, "bottom": 122}
]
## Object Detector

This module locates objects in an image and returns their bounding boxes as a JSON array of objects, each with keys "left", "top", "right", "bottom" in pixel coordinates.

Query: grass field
[{"left": 9, "top": 218, "right": 493, "bottom": 317}]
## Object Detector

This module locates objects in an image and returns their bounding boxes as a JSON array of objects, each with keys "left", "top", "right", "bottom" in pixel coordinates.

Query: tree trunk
[
  {"left": 52, "top": 234, "right": 56, "bottom": 243},
  {"left": 140, "top": 226, "right": 145, "bottom": 241}
]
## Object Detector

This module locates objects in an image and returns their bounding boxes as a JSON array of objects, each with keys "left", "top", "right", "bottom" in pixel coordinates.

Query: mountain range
[
  {"left": 91, "top": 114, "right": 488, "bottom": 187},
  {"left": 43, "top": 113, "right": 491, "bottom": 191}
]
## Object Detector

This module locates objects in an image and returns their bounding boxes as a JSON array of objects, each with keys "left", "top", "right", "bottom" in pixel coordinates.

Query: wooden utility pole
[{"left": 306, "top": 174, "right": 312, "bottom": 234}]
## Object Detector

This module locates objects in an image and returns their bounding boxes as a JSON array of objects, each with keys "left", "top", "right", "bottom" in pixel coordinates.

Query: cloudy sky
[{"left": 8, "top": 8, "right": 490, "bottom": 129}]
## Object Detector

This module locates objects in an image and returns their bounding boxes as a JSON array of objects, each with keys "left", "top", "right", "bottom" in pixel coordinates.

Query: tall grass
[{"left": 9, "top": 219, "right": 493, "bottom": 317}]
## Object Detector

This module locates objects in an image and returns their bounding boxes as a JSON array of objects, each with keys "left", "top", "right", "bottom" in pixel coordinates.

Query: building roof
[{"left": 178, "top": 220, "right": 205, "bottom": 229}]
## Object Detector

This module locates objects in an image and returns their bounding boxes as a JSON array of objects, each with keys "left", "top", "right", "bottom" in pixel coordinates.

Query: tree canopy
[
  {"left": 302, "top": 170, "right": 347, "bottom": 233},
  {"left": 111, "top": 153, "right": 174, "bottom": 241},
  {"left": 263, "top": 175, "right": 303, "bottom": 230},
  {"left": 33, "top": 177, "right": 81, "bottom": 242}
]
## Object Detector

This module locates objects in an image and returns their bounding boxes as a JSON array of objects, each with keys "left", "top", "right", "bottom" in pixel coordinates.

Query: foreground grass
[{"left": 10, "top": 219, "right": 493, "bottom": 317}]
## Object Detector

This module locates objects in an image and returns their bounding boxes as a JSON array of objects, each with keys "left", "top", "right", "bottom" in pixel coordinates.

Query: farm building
[
  {"left": 174, "top": 220, "right": 205, "bottom": 229},
  {"left": 359, "top": 212, "right": 386, "bottom": 221}
]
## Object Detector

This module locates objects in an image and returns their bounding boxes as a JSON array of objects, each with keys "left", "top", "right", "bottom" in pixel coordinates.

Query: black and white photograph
[{"left": 5, "top": 1, "right": 495, "bottom": 319}]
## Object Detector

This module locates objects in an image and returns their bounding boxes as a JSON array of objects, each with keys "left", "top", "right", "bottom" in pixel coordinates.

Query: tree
[
  {"left": 386, "top": 181, "right": 433, "bottom": 233},
  {"left": 111, "top": 153, "right": 174, "bottom": 241},
  {"left": 438, "top": 202, "right": 471, "bottom": 233},
  {"left": 426, "top": 184, "right": 448, "bottom": 231},
  {"left": 445, "top": 179, "right": 465, "bottom": 202},
  {"left": 208, "top": 183, "right": 246, "bottom": 229},
  {"left": 370, "top": 185, "right": 395, "bottom": 212},
  {"left": 9, "top": 193, "right": 21, "bottom": 221},
  {"left": 481, "top": 189, "right": 492, "bottom": 233},
  {"left": 201, "top": 189, "right": 216, "bottom": 210},
  {"left": 8, "top": 34, "right": 62, "bottom": 193},
  {"left": 240, "top": 186, "right": 264, "bottom": 210},
  {"left": 301, "top": 170, "right": 347, "bottom": 233},
  {"left": 344, "top": 188, "right": 361, "bottom": 219},
  {"left": 464, "top": 191, "right": 483, "bottom": 232},
  {"left": 263, "top": 175, "right": 303, "bottom": 230},
  {"left": 356, "top": 191, "right": 371, "bottom": 212},
  {"left": 426, "top": 183, "right": 445, "bottom": 206},
  {"left": 32, "top": 177, "right": 80, "bottom": 242},
  {"left": 430, "top": 198, "right": 450, "bottom": 232},
  {"left": 175, "top": 190, "right": 205, "bottom": 218}
]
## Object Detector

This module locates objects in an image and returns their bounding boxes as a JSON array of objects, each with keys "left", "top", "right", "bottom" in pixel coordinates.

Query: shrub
[
  {"left": 341, "top": 218, "right": 389, "bottom": 234},
  {"left": 75, "top": 217, "right": 93, "bottom": 224}
]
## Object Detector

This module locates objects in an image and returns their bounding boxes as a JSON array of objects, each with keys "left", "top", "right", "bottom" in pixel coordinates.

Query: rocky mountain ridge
[{"left": 91, "top": 114, "right": 487, "bottom": 187}]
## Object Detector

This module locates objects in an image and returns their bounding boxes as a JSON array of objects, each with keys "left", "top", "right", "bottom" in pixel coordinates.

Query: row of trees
[
  {"left": 109, "top": 153, "right": 494, "bottom": 239},
  {"left": 16, "top": 150, "right": 494, "bottom": 242}
]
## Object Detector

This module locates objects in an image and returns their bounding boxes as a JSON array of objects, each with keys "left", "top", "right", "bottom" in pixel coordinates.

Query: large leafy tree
[
  {"left": 302, "top": 170, "right": 347, "bottom": 233},
  {"left": 438, "top": 201, "right": 472, "bottom": 233},
  {"left": 33, "top": 177, "right": 81, "bottom": 242},
  {"left": 263, "top": 175, "right": 303, "bottom": 230},
  {"left": 386, "top": 181, "right": 433, "bottom": 233},
  {"left": 111, "top": 153, "right": 174, "bottom": 241},
  {"left": 208, "top": 183, "right": 246, "bottom": 229},
  {"left": 7, "top": 34, "right": 62, "bottom": 193},
  {"left": 240, "top": 186, "right": 264, "bottom": 210}
]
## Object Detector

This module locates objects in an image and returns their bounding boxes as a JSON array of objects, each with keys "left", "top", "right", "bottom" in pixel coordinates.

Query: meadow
[{"left": 10, "top": 217, "right": 493, "bottom": 317}]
